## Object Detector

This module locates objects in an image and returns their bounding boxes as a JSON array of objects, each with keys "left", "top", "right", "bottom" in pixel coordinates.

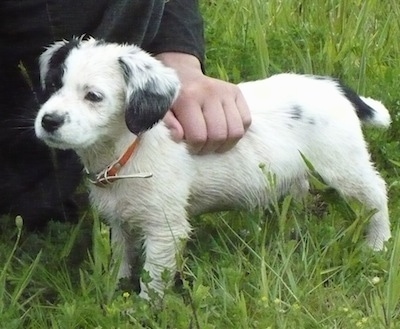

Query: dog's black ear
[{"left": 118, "top": 47, "right": 180, "bottom": 135}]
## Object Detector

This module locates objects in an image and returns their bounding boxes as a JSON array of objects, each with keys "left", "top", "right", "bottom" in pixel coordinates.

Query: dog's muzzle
[{"left": 41, "top": 113, "right": 65, "bottom": 132}]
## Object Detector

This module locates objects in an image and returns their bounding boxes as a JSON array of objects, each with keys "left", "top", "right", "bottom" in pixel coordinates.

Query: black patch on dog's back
[
  {"left": 338, "top": 83, "right": 375, "bottom": 121},
  {"left": 44, "top": 39, "right": 80, "bottom": 95},
  {"left": 290, "top": 105, "right": 303, "bottom": 120},
  {"left": 312, "top": 75, "right": 375, "bottom": 121}
]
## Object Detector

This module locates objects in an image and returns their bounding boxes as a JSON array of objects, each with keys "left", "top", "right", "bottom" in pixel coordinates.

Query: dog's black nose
[{"left": 41, "top": 113, "right": 65, "bottom": 132}]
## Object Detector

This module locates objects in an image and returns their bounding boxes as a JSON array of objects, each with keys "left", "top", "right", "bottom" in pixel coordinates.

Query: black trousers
[{"left": 0, "top": 1, "right": 84, "bottom": 230}]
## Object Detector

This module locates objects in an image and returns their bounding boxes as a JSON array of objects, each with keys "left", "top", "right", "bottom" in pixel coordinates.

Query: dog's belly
[
  {"left": 186, "top": 158, "right": 294, "bottom": 216},
  {"left": 187, "top": 182, "right": 268, "bottom": 216},
  {"left": 185, "top": 126, "right": 310, "bottom": 217}
]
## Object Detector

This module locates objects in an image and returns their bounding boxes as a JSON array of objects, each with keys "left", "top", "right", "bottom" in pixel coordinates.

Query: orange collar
[{"left": 86, "top": 137, "right": 152, "bottom": 187}]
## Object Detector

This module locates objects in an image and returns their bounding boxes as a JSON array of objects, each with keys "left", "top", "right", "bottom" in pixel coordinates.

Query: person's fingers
[
  {"left": 163, "top": 110, "right": 184, "bottom": 142},
  {"left": 172, "top": 98, "right": 208, "bottom": 154},
  {"left": 235, "top": 89, "right": 252, "bottom": 132},
  {"left": 197, "top": 99, "right": 228, "bottom": 154},
  {"left": 213, "top": 98, "right": 246, "bottom": 153},
  {"left": 208, "top": 87, "right": 251, "bottom": 153},
  {"left": 163, "top": 73, "right": 252, "bottom": 154}
]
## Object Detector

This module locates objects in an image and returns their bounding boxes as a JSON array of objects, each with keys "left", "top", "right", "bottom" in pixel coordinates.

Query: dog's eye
[{"left": 85, "top": 91, "right": 103, "bottom": 102}]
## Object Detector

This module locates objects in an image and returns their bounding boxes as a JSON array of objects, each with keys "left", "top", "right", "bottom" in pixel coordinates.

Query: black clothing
[
  {"left": 0, "top": 0, "right": 204, "bottom": 229},
  {"left": 1, "top": 0, "right": 204, "bottom": 116}
]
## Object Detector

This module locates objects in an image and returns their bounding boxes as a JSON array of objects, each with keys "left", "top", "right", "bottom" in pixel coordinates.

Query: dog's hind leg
[{"left": 315, "top": 154, "right": 390, "bottom": 250}]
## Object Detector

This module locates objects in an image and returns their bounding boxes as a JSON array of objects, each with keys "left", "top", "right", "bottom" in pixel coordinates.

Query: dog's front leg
[
  {"left": 139, "top": 221, "right": 190, "bottom": 299},
  {"left": 110, "top": 223, "right": 141, "bottom": 282}
]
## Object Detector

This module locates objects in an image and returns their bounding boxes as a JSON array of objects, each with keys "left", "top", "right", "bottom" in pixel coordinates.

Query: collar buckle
[
  {"left": 86, "top": 167, "right": 153, "bottom": 187},
  {"left": 85, "top": 137, "right": 152, "bottom": 187}
]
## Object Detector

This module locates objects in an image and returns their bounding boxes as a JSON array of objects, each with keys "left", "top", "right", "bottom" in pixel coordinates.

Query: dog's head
[{"left": 35, "top": 37, "right": 180, "bottom": 149}]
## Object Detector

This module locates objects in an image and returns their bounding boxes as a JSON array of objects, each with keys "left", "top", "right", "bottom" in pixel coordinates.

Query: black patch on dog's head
[{"left": 44, "top": 39, "right": 80, "bottom": 95}]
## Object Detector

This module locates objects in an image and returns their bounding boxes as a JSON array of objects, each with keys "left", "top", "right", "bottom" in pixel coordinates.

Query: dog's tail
[
  {"left": 358, "top": 97, "right": 391, "bottom": 127},
  {"left": 340, "top": 84, "right": 391, "bottom": 127}
]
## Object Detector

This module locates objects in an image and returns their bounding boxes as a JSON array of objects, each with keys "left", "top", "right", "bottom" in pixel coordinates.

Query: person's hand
[{"left": 156, "top": 52, "right": 251, "bottom": 154}]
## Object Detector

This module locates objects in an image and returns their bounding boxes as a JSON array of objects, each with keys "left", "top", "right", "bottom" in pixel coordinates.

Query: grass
[{"left": 2, "top": 0, "right": 400, "bottom": 327}]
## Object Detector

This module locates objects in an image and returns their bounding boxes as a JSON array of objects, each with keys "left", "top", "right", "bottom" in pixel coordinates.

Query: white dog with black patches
[{"left": 35, "top": 37, "right": 391, "bottom": 298}]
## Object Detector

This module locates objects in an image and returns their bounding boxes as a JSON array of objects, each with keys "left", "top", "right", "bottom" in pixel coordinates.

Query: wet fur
[{"left": 35, "top": 38, "right": 391, "bottom": 298}]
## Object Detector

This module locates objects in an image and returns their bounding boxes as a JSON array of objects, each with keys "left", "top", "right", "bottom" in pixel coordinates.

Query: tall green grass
[{"left": 1, "top": 0, "right": 400, "bottom": 327}]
